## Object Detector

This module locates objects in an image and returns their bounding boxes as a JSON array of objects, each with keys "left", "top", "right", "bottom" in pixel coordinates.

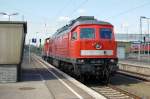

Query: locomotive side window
[
  {"left": 100, "top": 28, "right": 112, "bottom": 39},
  {"left": 71, "top": 32, "right": 77, "bottom": 40},
  {"left": 80, "top": 28, "right": 95, "bottom": 39}
]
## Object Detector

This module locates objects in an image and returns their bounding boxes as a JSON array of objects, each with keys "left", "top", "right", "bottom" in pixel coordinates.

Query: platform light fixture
[{"left": 0, "top": 12, "right": 19, "bottom": 21}]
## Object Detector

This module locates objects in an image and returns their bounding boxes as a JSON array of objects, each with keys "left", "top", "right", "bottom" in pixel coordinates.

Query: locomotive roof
[{"left": 53, "top": 16, "right": 112, "bottom": 37}]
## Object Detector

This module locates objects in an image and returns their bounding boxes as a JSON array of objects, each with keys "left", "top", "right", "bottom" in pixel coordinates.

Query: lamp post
[
  {"left": 0, "top": 12, "right": 19, "bottom": 21},
  {"left": 29, "top": 39, "right": 31, "bottom": 63},
  {"left": 139, "top": 16, "right": 150, "bottom": 60},
  {"left": 145, "top": 17, "right": 150, "bottom": 61},
  {"left": 148, "top": 19, "right": 150, "bottom": 60},
  {"left": 139, "top": 16, "right": 143, "bottom": 60}
]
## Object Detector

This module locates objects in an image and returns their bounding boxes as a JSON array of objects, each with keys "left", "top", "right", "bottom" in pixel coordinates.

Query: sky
[{"left": 0, "top": 0, "right": 150, "bottom": 44}]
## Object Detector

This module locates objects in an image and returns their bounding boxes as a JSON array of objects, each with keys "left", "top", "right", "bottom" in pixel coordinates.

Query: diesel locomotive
[{"left": 42, "top": 16, "right": 118, "bottom": 83}]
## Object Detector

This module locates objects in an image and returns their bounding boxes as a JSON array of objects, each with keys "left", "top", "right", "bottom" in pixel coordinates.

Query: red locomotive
[
  {"left": 42, "top": 16, "right": 118, "bottom": 83},
  {"left": 130, "top": 42, "right": 150, "bottom": 53},
  {"left": 42, "top": 38, "right": 50, "bottom": 60}
]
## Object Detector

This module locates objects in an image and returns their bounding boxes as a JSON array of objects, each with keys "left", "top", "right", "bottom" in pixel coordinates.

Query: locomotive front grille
[{"left": 77, "top": 58, "right": 117, "bottom": 64}]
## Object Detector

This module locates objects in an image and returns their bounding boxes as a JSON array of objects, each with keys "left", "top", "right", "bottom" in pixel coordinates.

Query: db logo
[{"left": 92, "top": 43, "right": 102, "bottom": 49}]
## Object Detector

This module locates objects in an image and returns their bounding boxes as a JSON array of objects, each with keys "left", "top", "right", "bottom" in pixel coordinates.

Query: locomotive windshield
[
  {"left": 100, "top": 28, "right": 112, "bottom": 39},
  {"left": 80, "top": 28, "right": 95, "bottom": 39}
]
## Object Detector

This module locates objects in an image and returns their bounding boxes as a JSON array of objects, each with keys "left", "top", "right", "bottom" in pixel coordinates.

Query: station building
[{"left": 115, "top": 33, "right": 150, "bottom": 59}]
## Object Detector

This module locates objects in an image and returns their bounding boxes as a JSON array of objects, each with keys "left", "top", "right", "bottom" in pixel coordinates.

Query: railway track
[
  {"left": 87, "top": 69, "right": 149, "bottom": 99},
  {"left": 89, "top": 84, "right": 140, "bottom": 99},
  {"left": 87, "top": 69, "right": 150, "bottom": 99}
]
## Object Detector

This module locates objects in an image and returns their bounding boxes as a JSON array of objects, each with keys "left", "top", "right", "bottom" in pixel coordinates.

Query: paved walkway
[
  {"left": 0, "top": 54, "right": 105, "bottom": 99},
  {"left": 0, "top": 55, "right": 53, "bottom": 99}
]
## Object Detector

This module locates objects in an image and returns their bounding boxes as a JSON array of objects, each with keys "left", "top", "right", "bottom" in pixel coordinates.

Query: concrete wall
[
  {"left": 0, "top": 24, "right": 23, "bottom": 64},
  {"left": 0, "top": 65, "right": 17, "bottom": 83}
]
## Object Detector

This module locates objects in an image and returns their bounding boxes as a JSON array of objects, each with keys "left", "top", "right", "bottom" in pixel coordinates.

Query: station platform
[
  {"left": 0, "top": 54, "right": 105, "bottom": 99},
  {"left": 118, "top": 59, "right": 150, "bottom": 77},
  {"left": 119, "top": 59, "right": 150, "bottom": 68}
]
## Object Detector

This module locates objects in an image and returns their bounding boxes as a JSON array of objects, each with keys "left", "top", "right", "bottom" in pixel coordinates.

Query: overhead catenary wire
[
  {"left": 36, "top": 1, "right": 150, "bottom": 35},
  {"left": 55, "top": 0, "right": 89, "bottom": 29},
  {"left": 107, "top": 1, "right": 150, "bottom": 19},
  {"left": 69, "top": 0, "right": 89, "bottom": 18},
  {"left": 52, "top": 0, "right": 74, "bottom": 21},
  {"left": 41, "top": 0, "right": 74, "bottom": 37}
]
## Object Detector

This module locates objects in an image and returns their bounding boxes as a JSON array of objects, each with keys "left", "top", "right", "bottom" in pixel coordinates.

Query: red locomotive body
[
  {"left": 42, "top": 38, "right": 50, "bottom": 60},
  {"left": 43, "top": 16, "right": 118, "bottom": 83}
]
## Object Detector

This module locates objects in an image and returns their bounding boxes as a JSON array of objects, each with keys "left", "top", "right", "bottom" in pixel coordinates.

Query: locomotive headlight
[
  {"left": 77, "top": 59, "right": 84, "bottom": 63},
  {"left": 110, "top": 59, "right": 115, "bottom": 63}
]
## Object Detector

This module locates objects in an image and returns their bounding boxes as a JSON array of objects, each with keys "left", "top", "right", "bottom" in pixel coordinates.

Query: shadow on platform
[{"left": 21, "top": 68, "right": 66, "bottom": 82}]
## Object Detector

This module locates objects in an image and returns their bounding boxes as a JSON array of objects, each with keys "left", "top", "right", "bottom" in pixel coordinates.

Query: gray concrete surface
[
  {"left": 0, "top": 65, "right": 17, "bottom": 83},
  {"left": 32, "top": 55, "right": 97, "bottom": 99},
  {"left": 0, "top": 82, "right": 53, "bottom": 99},
  {"left": 32, "top": 59, "right": 81, "bottom": 99},
  {"left": 0, "top": 54, "right": 101, "bottom": 99},
  {"left": 0, "top": 55, "right": 53, "bottom": 99},
  {"left": 33, "top": 54, "right": 106, "bottom": 99},
  {"left": 119, "top": 59, "right": 150, "bottom": 76},
  {"left": 119, "top": 59, "right": 150, "bottom": 68}
]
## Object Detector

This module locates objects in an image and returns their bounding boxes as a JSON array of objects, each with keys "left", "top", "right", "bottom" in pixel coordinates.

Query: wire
[
  {"left": 52, "top": 0, "right": 74, "bottom": 21},
  {"left": 69, "top": 0, "right": 89, "bottom": 18},
  {"left": 107, "top": 1, "right": 150, "bottom": 19},
  {"left": 55, "top": 0, "right": 89, "bottom": 28},
  {"left": 43, "top": 0, "right": 74, "bottom": 35}
]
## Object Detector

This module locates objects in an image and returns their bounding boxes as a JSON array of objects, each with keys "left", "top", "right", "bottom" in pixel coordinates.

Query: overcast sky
[{"left": 0, "top": 0, "right": 150, "bottom": 44}]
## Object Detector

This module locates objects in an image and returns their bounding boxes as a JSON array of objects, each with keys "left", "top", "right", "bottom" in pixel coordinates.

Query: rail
[{"left": 90, "top": 84, "right": 141, "bottom": 99}]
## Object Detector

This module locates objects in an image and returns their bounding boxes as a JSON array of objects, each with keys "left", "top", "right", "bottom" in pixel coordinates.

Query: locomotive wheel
[
  {"left": 43, "top": 56, "right": 46, "bottom": 60},
  {"left": 78, "top": 74, "right": 85, "bottom": 83},
  {"left": 101, "top": 66, "right": 110, "bottom": 84},
  {"left": 102, "top": 74, "right": 110, "bottom": 85}
]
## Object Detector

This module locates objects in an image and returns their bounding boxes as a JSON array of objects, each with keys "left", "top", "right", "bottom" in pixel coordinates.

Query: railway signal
[
  {"left": 39, "top": 39, "right": 41, "bottom": 43},
  {"left": 32, "top": 38, "right": 36, "bottom": 43},
  {"left": 144, "top": 36, "right": 146, "bottom": 42}
]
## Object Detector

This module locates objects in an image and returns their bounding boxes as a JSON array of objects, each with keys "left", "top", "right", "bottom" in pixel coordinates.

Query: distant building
[
  {"left": 115, "top": 33, "right": 150, "bottom": 42},
  {"left": 116, "top": 33, "right": 150, "bottom": 59}
]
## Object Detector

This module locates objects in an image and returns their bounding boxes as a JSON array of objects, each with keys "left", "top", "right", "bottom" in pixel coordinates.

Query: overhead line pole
[
  {"left": 146, "top": 18, "right": 150, "bottom": 62},
  {"left": 139, "top": 16, "right": 150, "bottom": 61},
  {"left": 138, "top": 17, "right": 143, "bottom": 60},
  {"left": 29, "top": 39, "right": 31, "bottom": 63}
]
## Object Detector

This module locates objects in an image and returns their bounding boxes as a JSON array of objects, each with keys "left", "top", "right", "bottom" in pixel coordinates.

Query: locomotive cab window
[
  {"left": 71, "top": 32, "right": 77, "bottom": 40},
  {"left": 80, "top": 28, "right": 95, "bottom": 39},
  {"left": 100, "top": 28, "right": 112, "bottom": 39}
]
